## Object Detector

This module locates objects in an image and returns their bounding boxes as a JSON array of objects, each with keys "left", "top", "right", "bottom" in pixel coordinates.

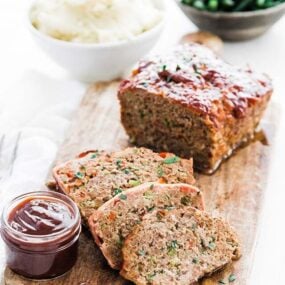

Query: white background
[{"left": 0, "top": 0, "right": 285, "bottom": 284}]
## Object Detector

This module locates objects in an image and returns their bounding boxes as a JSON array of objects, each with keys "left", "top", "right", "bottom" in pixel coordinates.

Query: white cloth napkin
[{"left": 0, "top": 70, "right": 85, "bottom": 212}]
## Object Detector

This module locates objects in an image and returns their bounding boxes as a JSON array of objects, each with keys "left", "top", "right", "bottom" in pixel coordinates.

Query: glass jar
[{"left": 1, "top": 191, "right": 81, "bottom": 280}]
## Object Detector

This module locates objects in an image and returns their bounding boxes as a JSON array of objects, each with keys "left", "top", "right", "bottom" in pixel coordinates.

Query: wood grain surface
[{"left": 3, "top": 81, "right": 278, "bottom": 285}]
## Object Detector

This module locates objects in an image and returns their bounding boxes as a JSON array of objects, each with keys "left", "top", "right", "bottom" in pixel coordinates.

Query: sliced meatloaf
[
  {"left": 118, "top": 43, "right": 273, "bottom": 173},
  {"left": 120, "top": 207, "right": 241, "bottom": 285},
  {"left": 88, "top": 183, "right": 204, "bottom": 269},
  {"left": 52, "top": 147, "right": 195, "bottom": 223}
]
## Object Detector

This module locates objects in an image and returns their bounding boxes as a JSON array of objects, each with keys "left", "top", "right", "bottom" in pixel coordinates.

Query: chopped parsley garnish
[
  {"left": 90, "top": 153, "right": 97, "bottom": 159},
  {"left": 143, "top": 191, "right": 153, "bottom": 200},
  {"left": 164, "top": 118, "right": 171, "bottom": 128},
  {"left": 139, "top": 82, "right": 148, "bottom": 87},
  {"left": 146, "top": 205, "right": 155, "bottom": 212},
  {"left": 208, "top": 241, "right": 216, "bottom": 250},
  {"left": 150, "top": 184, "right": 154, "bottom": 190},
  {"left": 163, "top": 156, "right": 180, "bottom": 164},
  {"left": 124, "top": 168, "right": 131, "bottom": 174},
  {"left": 129, "top": 179, "right": 141, "bottom": 187},
  {"left": 169, "top": 240, "right": 179, "bottom": 248},
  {"left": 176, "top": 65, "right": 181, "bottom": 71},
  {"left": 146, "top": 272, "right": 156, "bottom": 281},
  {"left": 162, "top": 64, "right": 167, "bottom": 71},
  {"left": 116, "top": 159, "right": 122, "bottom": 168},
  {"left": 119, "top": 194, "right": 127, "bottom": 200},
  {"left": 218, "top": 280, "right": 226, "bottom": 284},
  {"left": 193, "top": 64, "right": 202, "bottom": 75},
  {"left": 181, "top": 196, "right": 190, "bottom": 206},
  {"left": 139, "top": 109, "right": 145, "bottom": 119},
  {"left": 167, "top": 240, "right": 179, "bottom": 256},
  {"left": 229, "top": 274, "right": 237, "bottom": 283},
  {"left": 75, "top": 172, "right": 84, "bottom": 179},
  {"left": 164, "top": 205, "right": 175, "bottom": 210},
  {"left": 117, "top": 234, "right": 124, "bottom": 247},
  {"left": 137, "top": 249, "right": 145, "bottom": 256},
  {"left": 157, "top": 166, "right": 164, "bottom": 177},
  {"left": 192, "top": 257, "right": 199, "bottom": 264},
  {"left": 113, "top": 188, "right": 123, "bottom": 196},
  {"left": 117, "top": 239, "right": 123, "bottom": 247}
]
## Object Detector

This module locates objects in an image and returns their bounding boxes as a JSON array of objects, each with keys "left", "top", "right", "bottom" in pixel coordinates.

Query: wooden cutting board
[{"left": 4, "top": 81, "right": 278, "bottom": 285}]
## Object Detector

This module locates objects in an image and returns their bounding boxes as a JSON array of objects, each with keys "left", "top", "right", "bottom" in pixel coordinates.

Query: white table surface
[{"left": 1, "top": 0, "right": 285, "bottom": 284}]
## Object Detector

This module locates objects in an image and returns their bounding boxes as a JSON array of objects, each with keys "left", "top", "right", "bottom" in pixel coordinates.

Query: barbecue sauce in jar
[{"left": 1, "top": 191, "right": 81, "bottom": 280}]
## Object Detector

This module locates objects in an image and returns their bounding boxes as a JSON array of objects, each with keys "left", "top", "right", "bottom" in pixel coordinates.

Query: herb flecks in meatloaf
[
  {"left": 52, "top": 147, "right": 195, "bottom": 223},
  {"left": 121, "top": 207, "right": 241, "bottom": 285},
  {"left": 118, "top": 43, "right": 273, "bottom": 173},
  {"left": 88, "top": 183, "right": 204, "bottom": 269}
]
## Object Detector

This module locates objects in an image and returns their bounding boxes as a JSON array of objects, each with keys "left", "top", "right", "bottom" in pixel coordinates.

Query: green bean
[
  {"left": 193, "top": 0, "right": 206, "bottom": 10},
  {"left": 181, "top": 0, "right": 192, "bottom": 5},
  {"left": 256, "top": 0, "right": 266, "bottom": 7},
  {"left": 233, "top": 0, "right": 255, "bottom": 11},
  {"left": 263, "top": 0, "right": 282, "bottom": 7},
  {"left": 181, "top": 0, "right": 285, "bottom": 12},
  {"left": 208, "top": 0, "right": 219, "bottom": 10},
  {"left": 222, "top": 0, "right": 235, "bottom": 7}
]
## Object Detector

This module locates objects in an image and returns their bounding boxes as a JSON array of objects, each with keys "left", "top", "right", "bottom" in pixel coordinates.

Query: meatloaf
[
  {"left": 52, "top": 147, "right": 195, "bottom": 223},
  {"left": 88, "top": 183, "right": 204, "bottom": 269},
  {"left": 121, "top": 207, "right": 241, "bottom": 285},
  {"left": 118, "top": 43, "right": 273, "bottom": 173}
]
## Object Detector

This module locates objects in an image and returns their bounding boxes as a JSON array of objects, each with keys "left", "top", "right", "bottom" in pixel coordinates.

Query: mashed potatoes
[{"left": 30, "top": 0, "right": 163, "bottom": 43}]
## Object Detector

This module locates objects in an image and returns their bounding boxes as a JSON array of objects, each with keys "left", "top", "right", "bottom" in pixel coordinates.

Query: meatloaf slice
[
  {"left": 121, "top": 207, "right": 241, "bottom": 285},
  {"left": 88, "top": 183, "right": 204, "bottom": 270},
  {"left": 118, "top": 43, "right": 273, "bottom": 173},
  {"left": 53, "top": 147, "right": 195, "bottom": 224}
]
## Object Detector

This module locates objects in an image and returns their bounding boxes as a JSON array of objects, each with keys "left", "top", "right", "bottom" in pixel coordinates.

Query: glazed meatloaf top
[
  {"left": 53, "top": 147, "right": 195, "bottom": 223},
  {"left": 118, "top": 43, "right": 272, "bottom": 125},
  {"left": 89, "top": 183, "right": 204, "bottom": 269},
  {"left": 121, "top": 207, "right": 241, "bottom": 285}
]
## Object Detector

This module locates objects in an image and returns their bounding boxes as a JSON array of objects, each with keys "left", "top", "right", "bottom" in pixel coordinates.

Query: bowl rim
[
  {"left": 27, "top": 0, "right": 166, "bottom": 49},
  {"left": 177, "top": 0, "right": 285, "bottom": 17}
]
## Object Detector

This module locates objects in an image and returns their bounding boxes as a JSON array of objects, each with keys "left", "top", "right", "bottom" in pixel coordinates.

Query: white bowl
[{"left": 27, "top": 0, "right": 165, "bottom": 83}]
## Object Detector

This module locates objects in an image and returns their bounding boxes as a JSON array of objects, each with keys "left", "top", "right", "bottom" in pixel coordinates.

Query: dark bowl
[{"left": 176, "top": 1, "right": 285, "bottom": 41}]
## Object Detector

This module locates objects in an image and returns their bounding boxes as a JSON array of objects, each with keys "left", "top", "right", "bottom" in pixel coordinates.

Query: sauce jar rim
[{"left": 1, "top": 191, "right": 81, "bottom": 243}]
